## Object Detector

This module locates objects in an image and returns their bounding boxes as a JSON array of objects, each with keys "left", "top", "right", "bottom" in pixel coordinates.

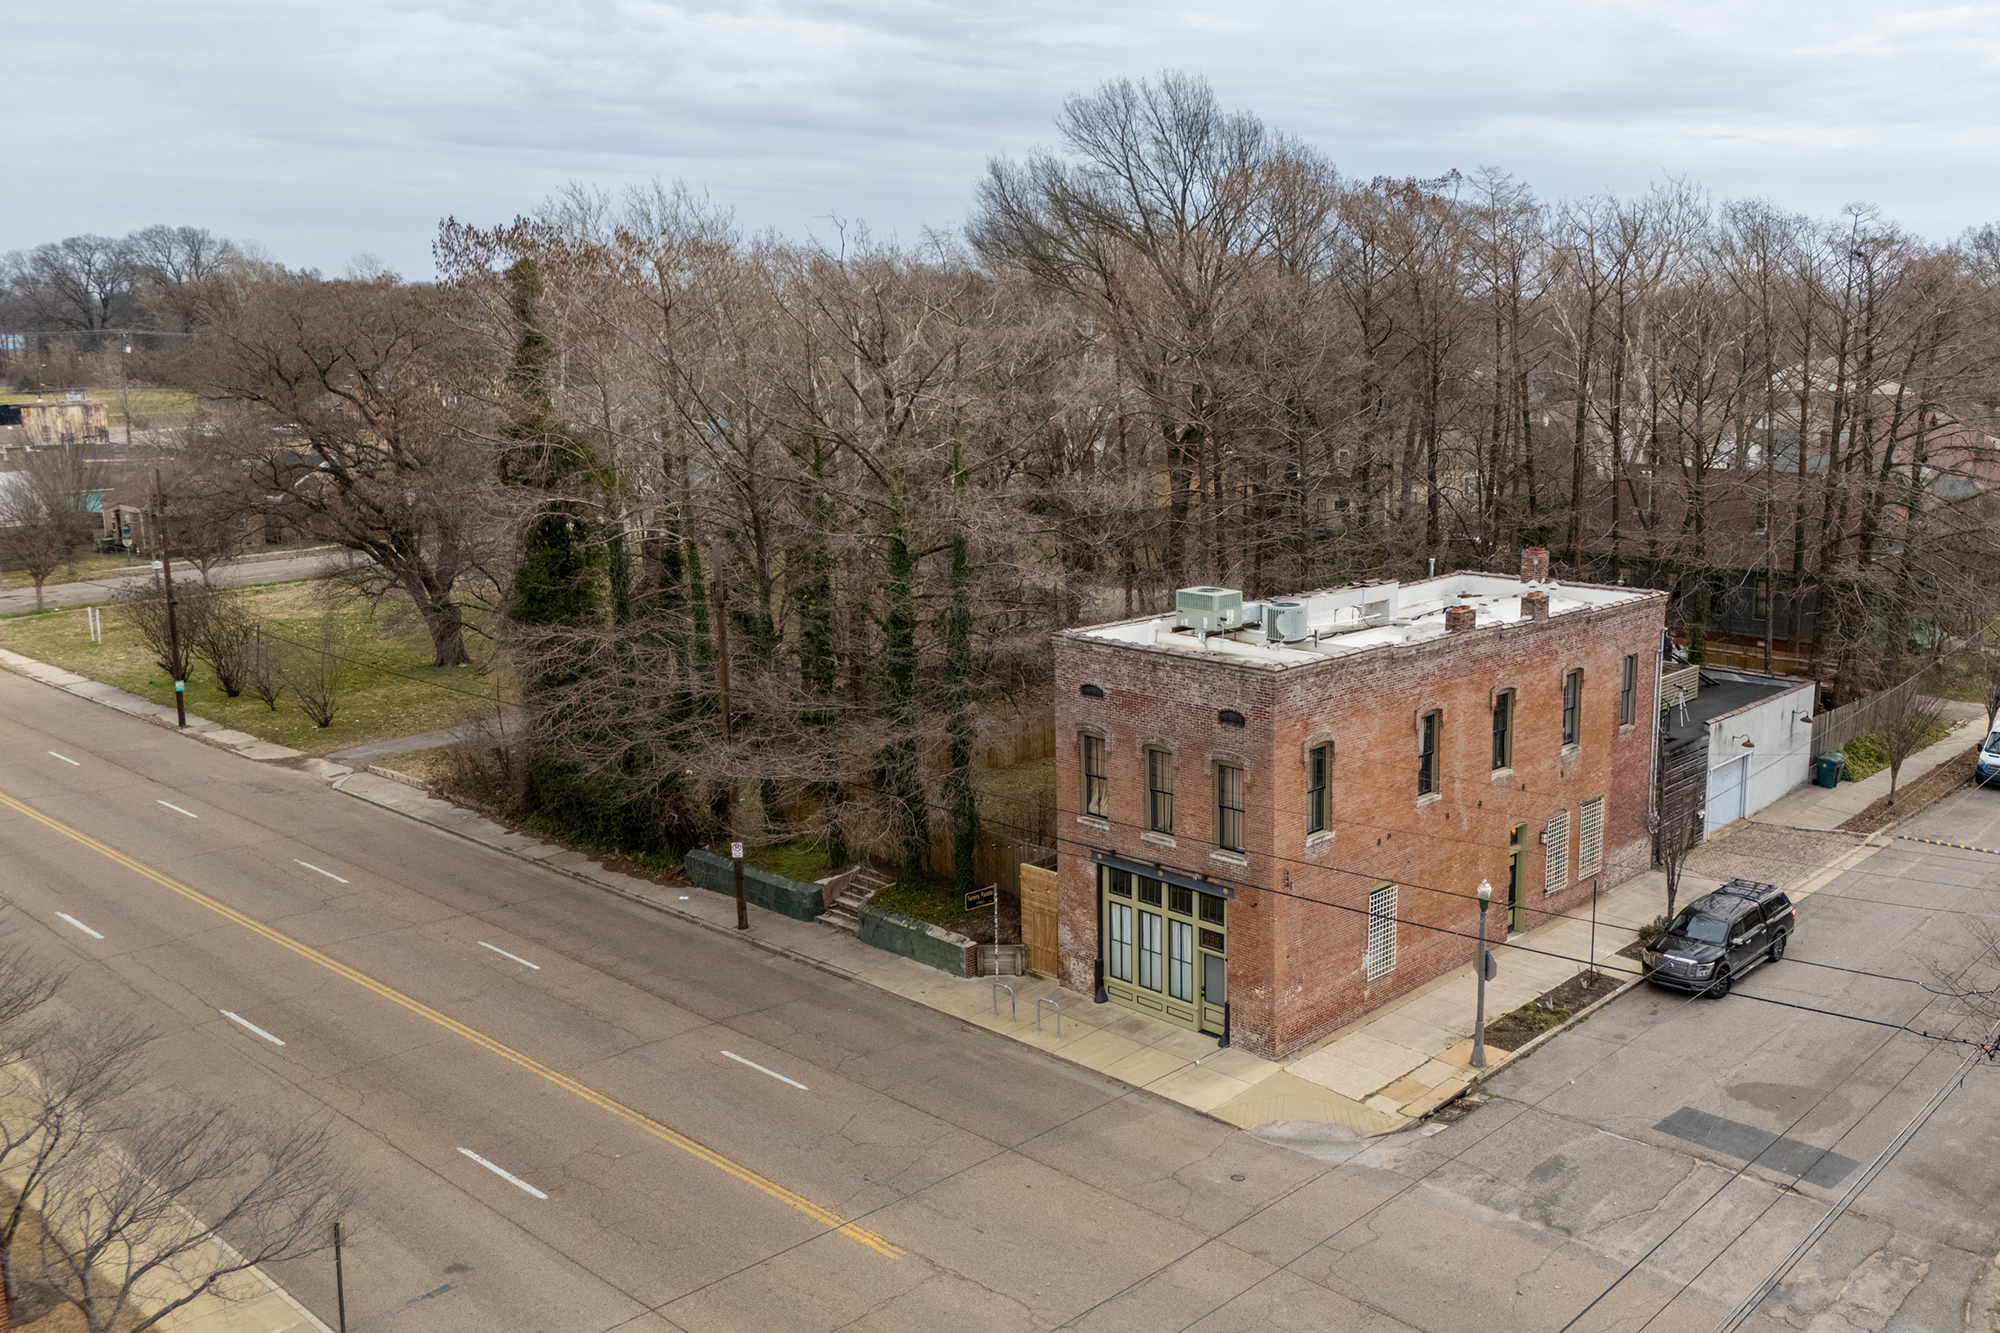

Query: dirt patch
[
  {"left": 1483, "top": 969, "right": 1625, "bottom": 1052},
  {"left": 1840, "top": 745, "right": 1977, "bottom": 834}
]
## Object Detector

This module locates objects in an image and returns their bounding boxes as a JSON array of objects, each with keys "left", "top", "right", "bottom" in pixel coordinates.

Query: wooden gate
[{"left": 1019, "top": 863, "right": 1060, "bottom": 978}]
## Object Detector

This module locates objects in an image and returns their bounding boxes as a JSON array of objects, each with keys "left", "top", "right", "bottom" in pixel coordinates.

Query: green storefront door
[{"left": 1101, "top": 867, "right": 1227, "bottom": 1035}]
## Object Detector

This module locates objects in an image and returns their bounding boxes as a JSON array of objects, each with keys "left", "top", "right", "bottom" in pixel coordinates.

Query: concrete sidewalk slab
[{"left": 1751, "top": 698, "right": 1984, "bottom": 831}]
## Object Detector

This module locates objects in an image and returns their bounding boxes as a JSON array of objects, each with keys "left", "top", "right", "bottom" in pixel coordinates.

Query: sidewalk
[{"left": 1750, "top": 697, "right": 1985, "bottom": 830}]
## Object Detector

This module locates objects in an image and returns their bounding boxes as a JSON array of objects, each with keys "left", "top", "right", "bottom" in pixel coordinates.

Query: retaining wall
[
  {"left": 682, "top": 849, "right": 825, "bottom": 922},
  {"left": 857, "top": 905, "right": 977, "bottom": 977}
]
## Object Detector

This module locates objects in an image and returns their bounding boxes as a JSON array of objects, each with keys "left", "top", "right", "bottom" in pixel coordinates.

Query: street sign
[
  {"left": 730, "top": 842, "right": 744, "bottom": 860},
  {"left": 151, "top": 561, "right": 163, "bottom": 570},
  {"left": 965, "top": 886, "right": 996, "bottom": 910},
  {"left": 1481, "top": 952, "right": 1498, "bottom": 981}
]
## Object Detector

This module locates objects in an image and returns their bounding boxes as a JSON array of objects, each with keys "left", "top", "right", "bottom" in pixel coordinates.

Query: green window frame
[
  {"left": 1081, "top": 733, "right": 1108, "bottom": 818},
  {"left": 1418, "top": 711, "right": 1441, "bottom": 797},
  {"left": 1492, "top": 691, "right": 1513, "bottom": 770},
  {"left": 1307, "top": 743, "right": 1330, "bottom": 834},
  {"left": 1146, "top": 747, "right": 1174, "bottom": 834},
  {"left": 1216, "top": 763, "right": 1245, "bottom": 853},
  {"left": 1562, "top": 669, "right": 1583, "bottom": 747},
  {"left": 1620, "top": 655, "right": 1637, "bottom": 727}
]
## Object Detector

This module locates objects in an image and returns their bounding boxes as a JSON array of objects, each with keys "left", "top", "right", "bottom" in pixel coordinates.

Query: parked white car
[{"left": 1978, "top": 730, "right": 2000, "bottom": 786}]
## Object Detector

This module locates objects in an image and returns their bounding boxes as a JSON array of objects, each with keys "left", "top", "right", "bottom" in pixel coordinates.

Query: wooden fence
[
  {"left": 1019, "top": 862, "right": 1059, "bottom": 977},
  {"left": 1810, "top": 662, "right": 1939, "bottom": 758}
]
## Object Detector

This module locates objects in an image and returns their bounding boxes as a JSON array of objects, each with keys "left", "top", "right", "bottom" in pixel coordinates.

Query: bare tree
[
  {"left": 3, "top": 236, "right": 136, "bottom": 331},
  {"left": 25, "top": 1106, "right": 350, "bottom": 1333},
  {"left": 1876, "top": 688, "right": 1950, "bottom": 806},
  {"left": 0, "top": 446, "right": 109, "bottom": 609},
  {"left": 1656, "top": 788, "right": 1706, "bottom": 926},
  {"left": 244, "top": 623, "right": 286, "bottom": 712},
  {"left": 189, "top": 275, "right": 501, "bottom": 666},
  {"left": 282, "top": 614, "right": 350, "bottom": 728},
  {"left": 113, "top": 577, "right": 196, "bottom": 683},
  {"left": 180, "top": 591, "right": 255, "bottom": 697}
]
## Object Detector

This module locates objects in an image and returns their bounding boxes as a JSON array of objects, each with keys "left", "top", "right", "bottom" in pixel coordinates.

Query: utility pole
[
  {"left": 332, "top": 1220, "right": 348, "bottom": 1333},
  {"left": 710, "top": 542, "right": 745, "bottom": 930},
  {"left": 154, "top": 469, "right": 186, "bottom": 728}
]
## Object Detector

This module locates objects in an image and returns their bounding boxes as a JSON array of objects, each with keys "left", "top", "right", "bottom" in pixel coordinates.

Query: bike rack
[
  {"left": 992, "top": 980, "right": 1015, "bottom": 1020},
  {"left": 1036, "top": 997, "right": 1062, "bottom": 1036}
]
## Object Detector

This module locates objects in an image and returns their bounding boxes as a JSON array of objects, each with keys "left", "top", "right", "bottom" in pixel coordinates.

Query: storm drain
[{"left": 1653, "top": 1106, "right": 1859, "bottom": 1188}]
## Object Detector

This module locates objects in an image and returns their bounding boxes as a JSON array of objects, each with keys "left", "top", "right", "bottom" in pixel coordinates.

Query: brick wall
[{"left": 1055, "top": 587, "right": 1666, "bottom": 1061}]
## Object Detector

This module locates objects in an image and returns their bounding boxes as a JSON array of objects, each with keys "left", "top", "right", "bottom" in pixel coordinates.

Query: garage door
[{"left": 1707, "top": 755, "right": 1748, "bottom": 834}]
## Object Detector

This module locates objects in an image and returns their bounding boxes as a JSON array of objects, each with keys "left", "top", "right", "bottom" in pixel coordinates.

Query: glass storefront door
[{"left": 1100, "top": 867, "right": 1227, "bottom": 1035}]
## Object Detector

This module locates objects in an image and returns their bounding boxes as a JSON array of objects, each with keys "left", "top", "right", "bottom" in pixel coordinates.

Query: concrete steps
[{"left": 816, "top": 866, "right": 892, "bottom": 933}]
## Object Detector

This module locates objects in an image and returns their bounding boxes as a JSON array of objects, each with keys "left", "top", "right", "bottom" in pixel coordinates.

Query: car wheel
[
  {"left": 1707, "top": 968, "right": 1732, "bottom": 998},
  {"left": 1769, "top": 934, "right": 1786, "bottom": 963}
]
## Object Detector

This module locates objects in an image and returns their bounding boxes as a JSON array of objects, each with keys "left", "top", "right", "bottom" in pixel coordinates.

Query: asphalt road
[
  {"left": 0, "top": 669, "right": 1735, "bottom": 1333},
  {"left": 0, "top": 549, "right": 347, "bottom": 615},
  {"left": 1384, "top": 786, "right": 2000, "bottom": 1333}
]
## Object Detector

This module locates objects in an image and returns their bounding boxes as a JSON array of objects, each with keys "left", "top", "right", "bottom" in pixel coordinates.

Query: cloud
[{"left": 10, "top": 0, "right": 1997, "bottom": 274}]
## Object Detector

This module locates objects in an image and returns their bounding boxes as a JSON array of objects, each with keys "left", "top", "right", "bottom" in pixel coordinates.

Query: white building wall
[{"left": 1706, "top": 679, "right": 1817, "bottom": 822}]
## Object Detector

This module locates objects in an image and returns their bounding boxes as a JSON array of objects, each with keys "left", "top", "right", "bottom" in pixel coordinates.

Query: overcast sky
[{"left": 19, "top": 0, "right": 2000, "bottom": 276}]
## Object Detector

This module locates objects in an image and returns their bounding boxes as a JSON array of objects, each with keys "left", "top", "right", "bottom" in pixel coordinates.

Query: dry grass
[{"left": 0, "top": 581, "right": 514, "bottom": 757}]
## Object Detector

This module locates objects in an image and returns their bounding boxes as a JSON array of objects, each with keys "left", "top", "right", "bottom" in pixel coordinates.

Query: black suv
[{"left": 1640, "top": 879, "right": 1795, "bottom": 997}]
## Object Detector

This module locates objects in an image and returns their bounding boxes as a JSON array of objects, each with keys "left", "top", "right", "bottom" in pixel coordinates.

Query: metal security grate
[
  {"left": 1579, "top": 797, "right": 1604, "bottom": 877},
  {"left": 1365, "top": 885, "right": 1396, "bottom": 979},
  {"left": 1545, "top": 810, "right": 1570, "bottom": 893}
]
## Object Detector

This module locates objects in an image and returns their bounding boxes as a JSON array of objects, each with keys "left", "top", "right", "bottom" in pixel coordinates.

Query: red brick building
[{"left": 1053, "top": 550, "right": 1668, "bottom": 1061}]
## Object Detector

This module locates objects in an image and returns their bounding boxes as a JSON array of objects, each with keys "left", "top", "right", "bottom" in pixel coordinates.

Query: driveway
[{"left": 1352, "top": 784, "right": 2000, "bottom": 1330}]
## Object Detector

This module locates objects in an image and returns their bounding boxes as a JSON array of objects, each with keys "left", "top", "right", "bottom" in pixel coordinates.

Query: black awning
[{"left": 1089, "top": 848, "right": 1238, "bottom": 900}]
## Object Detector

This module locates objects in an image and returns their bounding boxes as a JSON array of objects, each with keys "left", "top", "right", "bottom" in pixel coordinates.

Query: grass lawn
[
  {"left": 0, "top": 580, "right": 512, "bottom": 757},
  {"left": 870, "top": 869, "right": 1014, "bottom": 943},
  {"left": 694, "top": 838, "right": 839, "bottom": 883}
]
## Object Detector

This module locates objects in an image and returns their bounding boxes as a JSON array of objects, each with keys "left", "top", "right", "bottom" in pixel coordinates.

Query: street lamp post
[{"left": 1472, "top": 879, "right": 1493, "bottom": 1069}]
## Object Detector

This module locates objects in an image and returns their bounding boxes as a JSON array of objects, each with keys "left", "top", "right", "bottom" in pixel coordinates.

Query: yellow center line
[{"left": 0, "top": 791, "right": 902, "bottom": 1258}]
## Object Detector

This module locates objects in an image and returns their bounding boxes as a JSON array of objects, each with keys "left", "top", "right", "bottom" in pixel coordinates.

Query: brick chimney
[
  {"left": 1522, "top": 590, "right": 1549, "bottom": 622},
  {"left": 1520, "top": 546, "right": 1549, "bottom": 583},
  {"left": 1444, "top": 604, "right": 1476, "bottom": 633}
]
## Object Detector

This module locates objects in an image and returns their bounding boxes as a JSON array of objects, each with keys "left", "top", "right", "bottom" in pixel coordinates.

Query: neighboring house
[
  {"left": 1052, "top": 548, "right": 1668, "bottom": 1061},
  {"left": 0, "top": 399, "right": 112, "bottom": 453},
  {"left": 1655, "top": 665, "right": 1817, "bottom": 842},
  {"left": 1581, "top": 412, "right": 2000, "bottom": 673}
]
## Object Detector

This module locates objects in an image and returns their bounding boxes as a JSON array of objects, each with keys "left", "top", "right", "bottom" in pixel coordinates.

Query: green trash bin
[{"left": 1815, "top": 752, "right": 1845, "bottom": 788}]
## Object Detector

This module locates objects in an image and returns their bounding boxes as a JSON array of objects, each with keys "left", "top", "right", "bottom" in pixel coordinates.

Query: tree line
[{"left": 13, "top": 70, "right": 2000, "bottom": 876}]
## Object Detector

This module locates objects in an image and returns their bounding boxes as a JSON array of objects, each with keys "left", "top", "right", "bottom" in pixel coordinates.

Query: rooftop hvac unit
[
  {"left": 1266, "top": 599, "right": 1310, "bottom": 643},
  {"left": 1175, "top": 587, "right": 1244, "bottom": 634}
]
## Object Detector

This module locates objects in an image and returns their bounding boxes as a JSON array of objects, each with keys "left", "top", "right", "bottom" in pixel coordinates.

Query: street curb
[
  {"left": 324, "top": 774, "right": 877, "bottom": 989},
  {"left": 1438, "top": 831, "right": 1897, "bottom": 1117},
  {"left": 319, "top": 777, "right": 1254, "bottom": 1128},
  {"left": 1455, "top": 972, "right": 1647, "bottom": 1103}
]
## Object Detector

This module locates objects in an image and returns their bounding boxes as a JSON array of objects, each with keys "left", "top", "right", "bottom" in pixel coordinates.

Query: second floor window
[
  {"left": 1492, "top": 691, "right": 1513, "bottom": 770},
  {"left": 1081, "top": 734, "right": 1107, "bottom": 818},
  {"left": 1215, "top": 764, "right": 1245, "bottom": 853},
  {"left": 1620, "top": 654, "right": 1637, "bottom": 726},
  {"left": 1418, "top": 711, "right": 1441, "bottom": 797},
  {"left": 1146, "top": 748, "right": 1174, "bottom": 834},
  {"left": 1563, "top": 669, "right": 1583, "bottom": 747},
  {"left": 1307, "top": 743, "right": 1330, "bottom": 834}
]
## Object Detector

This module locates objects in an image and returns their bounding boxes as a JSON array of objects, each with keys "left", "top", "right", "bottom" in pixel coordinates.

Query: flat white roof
[{"left": 1070, "top": 573, "right": 1658, "bottom": 667}]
